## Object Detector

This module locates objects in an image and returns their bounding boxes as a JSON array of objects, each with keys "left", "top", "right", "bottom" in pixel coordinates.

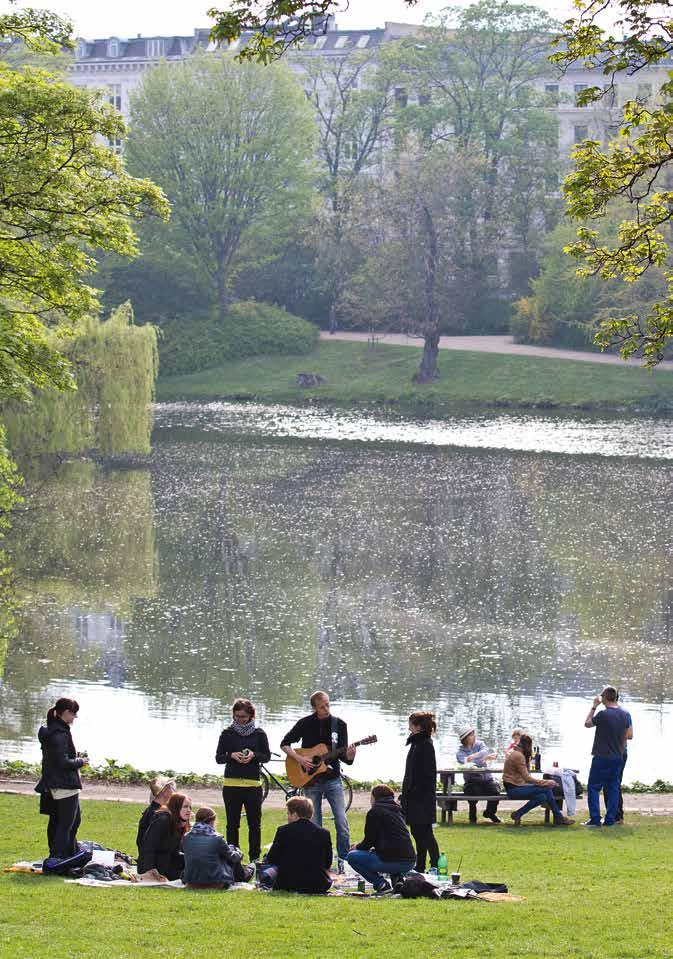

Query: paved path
[
  {"left": 3, "top": 778, "right": 673, "bottom": 816},
  {"left": 320, "top": 331, "right": 673, "bottom": 371}
]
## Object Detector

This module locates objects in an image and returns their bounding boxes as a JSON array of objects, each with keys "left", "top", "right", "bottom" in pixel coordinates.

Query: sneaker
[
  {"left": 553, "top": 817, "right": 575, "bottom": 826},
  {"left": 510, "top": 812, "right": 521, "bottom": 827},
  {"left": 581, "top": 821, "right": 601, "bottom": 828},
  {"left": 373, "top": 880, "right": 394, "bottom": 895},
  {"left": 483, "top": 812, "right": 502, "bottom": 824}
]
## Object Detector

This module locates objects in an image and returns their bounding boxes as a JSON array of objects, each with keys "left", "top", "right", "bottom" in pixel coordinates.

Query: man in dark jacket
[
  {"left": 183, "top": 807, "right": 244, "bottom": 888},
  {"left": 347, "top": 785, "right": 416, "bottom": 894},
  {"left": 260, "top": 796, "right": 332, "bottom": 894},
  {"left": 136, "top": 776, "right": 176, "bottom": 855},
  {"left": 280, "top": 690, "right": 355, "bottom": 868}
]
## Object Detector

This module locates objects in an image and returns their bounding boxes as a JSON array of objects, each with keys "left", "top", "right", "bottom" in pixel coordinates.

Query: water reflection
[{"left": 2, "top": 406, "right": 673, "bottom": 783}]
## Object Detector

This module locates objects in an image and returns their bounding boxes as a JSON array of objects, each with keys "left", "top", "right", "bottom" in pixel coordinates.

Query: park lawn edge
[{"left": 156, "top": 340, "right": 673, "bottom": 415}]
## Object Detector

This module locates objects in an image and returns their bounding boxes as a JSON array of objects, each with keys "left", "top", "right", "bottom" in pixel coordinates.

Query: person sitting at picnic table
[
  {"left": 182, "top": 806, "right": 245, "bottom": 889},
  {"left": 506, "top": 728, "right": 525, "bottom": 752},
  {"left": 136, "top": 775, "right": 176, "bottom": 855},
  {"left": 456, "top": 725, "right": 501, "bottom": 824},
  {"left": 347, "top": 784, "right": 417, "bottom": 895},
  {"left": 137, "top": 792, "right": 192, "bottom": 880},
  {"left": 502, "top": 734, "right": 575, "bottom": 827},
  {"left": 258, "top": 796, "right": 332, "bottom": 894}
]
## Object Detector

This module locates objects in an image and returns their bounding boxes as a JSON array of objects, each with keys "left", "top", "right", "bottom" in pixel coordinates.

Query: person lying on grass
[{"left": 502, "top": 735, "right": 574, "bottom": 827}]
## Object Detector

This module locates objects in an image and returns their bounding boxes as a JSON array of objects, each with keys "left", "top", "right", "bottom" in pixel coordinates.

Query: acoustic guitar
[{"left": 285, "top": 735, "right": 378, "bottom": 788}]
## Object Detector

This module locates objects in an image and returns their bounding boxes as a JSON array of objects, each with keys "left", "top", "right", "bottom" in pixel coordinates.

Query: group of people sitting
[{"left": 34, "top": 684, "right": 633, "bottom": 893}]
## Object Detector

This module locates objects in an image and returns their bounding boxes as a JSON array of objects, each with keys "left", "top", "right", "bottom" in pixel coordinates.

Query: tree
[
  {"left": 552, "top": 0, "right": 673, "bottom": 365},
  {"left": 0, "top": 9, "right": 169, "bottom": 403},
  {"left": 125, "top": 52, "right": 317, "bottom": 324}
]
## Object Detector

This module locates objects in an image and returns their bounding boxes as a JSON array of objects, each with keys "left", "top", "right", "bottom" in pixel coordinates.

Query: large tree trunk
[{"left": 413, "top": 204, "right": 440, "bottom": 383}]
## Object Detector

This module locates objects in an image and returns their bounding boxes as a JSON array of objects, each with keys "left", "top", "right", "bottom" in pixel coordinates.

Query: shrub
[{"left": 157, "top": 300, "right": 319, "bottom": 376}]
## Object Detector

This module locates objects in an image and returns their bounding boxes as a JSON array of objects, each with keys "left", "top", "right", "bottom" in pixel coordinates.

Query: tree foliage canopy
[{"left": 552, "top": 0, "right": 673, "bottom": 365}]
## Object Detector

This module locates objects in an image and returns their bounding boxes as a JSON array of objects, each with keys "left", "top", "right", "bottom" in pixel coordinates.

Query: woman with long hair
[
  {"left": 137, "top": 792, "right": 192, "bottom": 879},
  {"left": 502, "top": 734, "right": 574, "bottom": 826},
  {"left": 34, "top": 698, "right": 88, "bottom": 861},
  {"left": 401, "top": 710, "right": 440, "bottom": 873},
  {"left": 216, "top": 698, "right": 270, "bottom": 862}
]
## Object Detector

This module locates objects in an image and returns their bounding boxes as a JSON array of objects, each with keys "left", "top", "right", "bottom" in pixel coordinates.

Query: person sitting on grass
[
  {"left": 137, "top": 792, "right": 192, "bottom": 880},
  {"left": 182, "top": 806, "right": 246, "bottom": 889},
  {"left": 258, "top": 796, "right": 332, "bottom": 894},
  {"left": 456, "top": 725, "right": 501, "bottom": 823},
  {"left": 502, "top": 734, "right": 574, "bottom": 827},
  {"left": 136, "top": 775, "right": 176, "bottom": 855},
  {"left": 347, "top": 784, "right": 417, "bottom": 895}
]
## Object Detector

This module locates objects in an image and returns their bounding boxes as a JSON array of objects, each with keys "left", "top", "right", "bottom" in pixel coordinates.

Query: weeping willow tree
[{"left": 2, "top": 302, "right": 158, "bottom": 459}]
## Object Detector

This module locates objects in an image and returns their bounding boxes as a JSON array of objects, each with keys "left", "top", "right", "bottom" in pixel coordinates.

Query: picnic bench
[{"left": 436, "top": 766, "right": 567, "bottom": 826}]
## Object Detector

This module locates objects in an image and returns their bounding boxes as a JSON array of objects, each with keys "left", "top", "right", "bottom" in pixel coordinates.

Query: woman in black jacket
[
  {"left": 401, "top": 710, "right": 440, "bottom": 873},
  {"left": 34, "top": 698, "right": 88, "bottom": 860},
  {"left": 137, "top": 792, "right": 192, "bottom": 879},
  {"left": 215, "top": 698, "right": 270, "bottom": 861}
]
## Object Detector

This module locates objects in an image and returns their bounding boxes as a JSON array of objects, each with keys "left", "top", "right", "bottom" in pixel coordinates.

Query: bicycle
[{"left": 259, "top": 753, "right": 353, "bottom": 815}]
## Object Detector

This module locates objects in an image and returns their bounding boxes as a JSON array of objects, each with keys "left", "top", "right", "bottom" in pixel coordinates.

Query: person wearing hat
[
  {"left": 456, "top": 725, "right": 501, "bottom": 823},
  {"left": 136, "top": 775, "right": 176, "bottom": 854},
  {"left": 400, "top": 711, "right": 440, "bottom": 874}
]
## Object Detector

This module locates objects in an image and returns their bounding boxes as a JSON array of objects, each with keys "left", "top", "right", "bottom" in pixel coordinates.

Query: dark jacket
[
  {"left": 182, "top": 825, "right": 242, "bottom": 887},
  {"left": 356, "top": 796, "right": 416, "bottom": 862},
  {"left": 136, "top": 801, "right": 160, "bottom": 854},
  {"left": 401, "top": 732, "right": 437, "bottom": 825},
  {"left": 280, "top": 713, "right": 352, "bottom": 780},
  {"left": 34, "top": 718, "right": 85, "bottom": 794},
  {"left": 267, "top": 818, "right": 332, "bottom": 894},
  {"left": 137, "top": 811, "right": 185, "bottom": 880},
  {"left": 215, "top": 726, "right": 271, "bottom": 782}
]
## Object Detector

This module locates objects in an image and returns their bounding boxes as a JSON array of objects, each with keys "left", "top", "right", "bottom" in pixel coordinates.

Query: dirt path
[
  {"left": 3, "top": 778, "right": 672, "bottom": 816},
  {"left": 320, "top": 331, "right": 673, "bottom": 371}
]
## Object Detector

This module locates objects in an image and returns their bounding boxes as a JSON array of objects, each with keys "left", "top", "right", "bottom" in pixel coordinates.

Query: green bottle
[{"left": 437, "top": 852, "right": 448, "bottom": 880}]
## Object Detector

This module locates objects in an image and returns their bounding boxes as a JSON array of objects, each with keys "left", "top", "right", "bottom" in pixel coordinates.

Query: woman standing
[
  {"left": 216, "top": 698, "right": 270, "bottom": 862},
  {"left": 34, "top": 697, "right": 88, "bottom": 861},
  {"left": 137, "top": 792, "right": 192, "bottom": 879},
  {"left": 401, "top": 710, "right": 440, "bottom": 873}
]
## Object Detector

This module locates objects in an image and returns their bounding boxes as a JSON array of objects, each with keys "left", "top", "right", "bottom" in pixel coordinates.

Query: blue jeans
[
  {"left": 347, "top": 850, "right": 416, "bottom": 890},
  {"left": 304, "top": 776, "right": 350, "bottom": 859},
  {"left": 506, "top": 784, "right": 564, "bottom": 821},
  {"left": 588, "top": 755, "right": 623, "bottom": 825}
]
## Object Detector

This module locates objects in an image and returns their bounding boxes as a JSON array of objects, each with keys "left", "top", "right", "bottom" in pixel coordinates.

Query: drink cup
[{"left": 451, "top": 872, "right": 460, "bottom": 886}]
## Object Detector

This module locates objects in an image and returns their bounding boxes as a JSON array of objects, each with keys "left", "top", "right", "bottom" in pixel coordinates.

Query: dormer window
[
  {"left": 356, "top": 35, "right": 370, "bottom": 48},
  {"left": 334, "top": 36, "right": 349, "bottom": 48},
  {"left": 108, "top": 38, "right": 119, "bottom": 58},
  {"left": 147, "top": 38, "right": 164, "bottom": 58}
]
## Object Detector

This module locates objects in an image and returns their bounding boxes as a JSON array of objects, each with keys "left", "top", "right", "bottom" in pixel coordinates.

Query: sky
[{"left": 1, "top": 0, "right": 577, "bottom": 40}]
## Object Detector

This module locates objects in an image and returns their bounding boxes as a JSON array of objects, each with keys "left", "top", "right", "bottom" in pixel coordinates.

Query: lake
[{"left": 2, "top": 402, "right": 672, "bottom": 785}]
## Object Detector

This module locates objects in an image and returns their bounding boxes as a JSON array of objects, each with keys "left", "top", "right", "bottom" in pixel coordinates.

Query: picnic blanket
[{"left": 65, "top": 877, "right": 257, "bottom": 891}]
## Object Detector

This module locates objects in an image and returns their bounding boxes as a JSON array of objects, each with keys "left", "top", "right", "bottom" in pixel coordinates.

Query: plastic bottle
[{"left": 437, "top": 852, "right": 448, "bottom": 881}]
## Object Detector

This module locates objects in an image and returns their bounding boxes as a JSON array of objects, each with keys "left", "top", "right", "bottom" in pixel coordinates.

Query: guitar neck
[{"left": 320, "top": 738, "right": 368, "bottom": 764}]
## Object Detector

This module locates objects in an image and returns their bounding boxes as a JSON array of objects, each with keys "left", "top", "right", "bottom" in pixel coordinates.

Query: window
[
  {"left": 334, "top": 36, "right": 349, "bottom": 48},
  {"left": 573, "top": 124, "right": 589, "bottom": 142},
  {"left": 637, "top": 81, "right": 653, "bottom": 99},
  {"left": 574, "top": 82, "right": 588, "bottom": 106},
  {"left": 108, "top": 83, "right": 122, "bottom": 112},
  {"left": 313, "top": 36, "right": 327, "bottom": 49},
  {"left": 108, "top": 38, "right": 119, "bottom": 58},
  {"left": 544, "top": 83, "right": 559, "bottom": 104},
  {"left": 76, "top": 39, "right": 87, "bottom": 58},
  {"left": 147, "top": 38, "right": 164, "bottom": 58},
  {"left": 418, "top": 93, "right": 430, "bottom": 106},
  {"left": 356, "top": 35, "right": 370, "bottom": 48},
  {"left": 394, "top": 87, "right": 408, "bottom": 108},
  {"left": 108, "top": 136, "right": 123, "bottom": 154}
]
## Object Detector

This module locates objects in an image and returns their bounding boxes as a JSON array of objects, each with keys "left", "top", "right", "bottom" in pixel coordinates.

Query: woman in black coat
[
  {"left": 34, "top": 697, "right": 88, "bottom": 861},
  {"left": 401, "top": 710, "right": 440, "bottom": 873},
  {"left": 137, "top": 792, "right": 192, "bottom": 880},
  {"left": 215, "top": 698, "right": 270, "bottom": 862}
]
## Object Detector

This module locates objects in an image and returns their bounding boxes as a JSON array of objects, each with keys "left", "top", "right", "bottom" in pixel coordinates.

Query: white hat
[
  {"left": 457, "top": 725, "right": 475, "bottom": 741},
  {"left": 149, "top": 775, "right": 176, "bottom": 797}
]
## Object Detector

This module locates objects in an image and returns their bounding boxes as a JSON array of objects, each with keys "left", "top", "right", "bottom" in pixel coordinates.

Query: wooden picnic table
[{"left": 436, "top": 765, "right": 577, "bottom": 825}]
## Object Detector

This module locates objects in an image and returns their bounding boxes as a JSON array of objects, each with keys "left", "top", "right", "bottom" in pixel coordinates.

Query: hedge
[{"left": 157, "top": 300, "right": 319, "bottom": 377}]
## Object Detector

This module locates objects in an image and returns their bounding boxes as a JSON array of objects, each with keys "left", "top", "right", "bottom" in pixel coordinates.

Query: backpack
[{"left": 42, "top": 847, "right": 92, "bottom": 875}]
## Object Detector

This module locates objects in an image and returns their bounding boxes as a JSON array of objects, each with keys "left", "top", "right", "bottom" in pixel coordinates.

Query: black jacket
[
  {"left": 215, "top": 726, "right": 271, "bottom": 781},
  {"left": 401, "top": 732, "right": 437, "bottom": 825},
  {"left": 267, "top": 818, "right": 332, "bottom": 894},
  {"left": 280, "top": 713, "right": 352, "bottom": 779},
  {"left": 137, "top": 811, "right": 185, "bottom": 880},
  {"left": 34, "top": 718, "right": 84, "bottom": 794},
  {"left": 182, "top": 828, "right": 242, "bottom": 887},
  {"left": 136, "top": 801, "right": 160, "bottom": 854},
  {"left": 356, "top": 796, "right": 416, "bottom": 861}
]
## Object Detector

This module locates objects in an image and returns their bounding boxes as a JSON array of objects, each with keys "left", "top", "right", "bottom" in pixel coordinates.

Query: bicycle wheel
[
  {"left": 260, "top": 770, "right": 270, "bottom": 803},
  {"left": 342, "top": 775, "right": 353, "bottom": 813}
]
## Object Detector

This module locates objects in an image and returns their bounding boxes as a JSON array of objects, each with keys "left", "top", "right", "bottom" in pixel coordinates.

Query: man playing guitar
[{"left": 281, "top": 690, "right": 356, "bottom": 871}]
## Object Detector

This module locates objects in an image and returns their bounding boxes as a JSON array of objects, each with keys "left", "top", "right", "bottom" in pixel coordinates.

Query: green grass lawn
[
  {"left": 157, "top": 340, "right": 673, "bottom": 413},
  {"left": 1, "top": 794, "right": 670, "bottom": 959}
]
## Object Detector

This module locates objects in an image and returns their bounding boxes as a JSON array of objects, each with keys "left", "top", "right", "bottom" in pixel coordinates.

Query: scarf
[
  {"left": 231, "top": 719, "right": 256, "bottom": 737},
  {"left": 190, "top": 821, "right": 216, "bottom": 837}
]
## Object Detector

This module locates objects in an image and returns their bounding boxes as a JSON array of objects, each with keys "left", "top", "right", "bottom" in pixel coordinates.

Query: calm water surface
[{"left": 2, "top": 403, "right": 673, "bottom": 784}]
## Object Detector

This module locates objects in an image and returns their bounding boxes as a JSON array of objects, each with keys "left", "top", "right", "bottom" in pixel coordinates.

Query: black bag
[
  {"left": 400, "top": 874, "right": 441, "bottom": 899},
  {"left": 42, "top": 847, "right": 92, "bottom": 875},
  {"left": 461, "top": 880, "right": 508, "bottom": 893}
]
